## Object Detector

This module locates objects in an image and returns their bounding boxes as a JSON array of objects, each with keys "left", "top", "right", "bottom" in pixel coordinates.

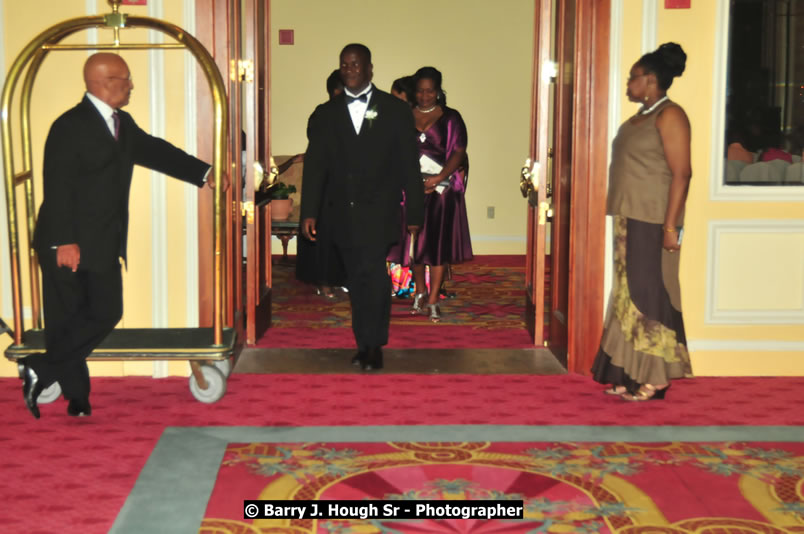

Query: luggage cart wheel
[
  {"left": 212, "top": 357, "right": 232, "bottom": 377},
  {"left": 189, "top": 365, "right": 226, "bottom": 403},
  {"left": 37, "top": 382, "right": 62, "bottom": 404}
]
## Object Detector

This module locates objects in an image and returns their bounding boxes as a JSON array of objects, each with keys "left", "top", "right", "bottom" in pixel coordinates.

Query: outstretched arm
[
  {"left": 128, "top": 115, "right": 210, "bottom": 186},
  {"left": 277, "top": 154, "right": 304, "bottom": 176}
]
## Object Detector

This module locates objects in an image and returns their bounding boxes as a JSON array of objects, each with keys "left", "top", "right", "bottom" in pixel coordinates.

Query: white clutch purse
[
  {"left": 420, "top": 154, "right": 449, "bottom": 193},
  {"left": 419, "top": 154, "right": 443, "bottom": 175}
]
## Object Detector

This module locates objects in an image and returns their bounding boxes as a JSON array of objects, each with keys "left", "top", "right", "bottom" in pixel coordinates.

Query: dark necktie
[
  {"left": 112, "top": 111, "right": 120, "bottom": 140},
  {"left": 346, "top": 94, "right": 368, "bottom": 104}
]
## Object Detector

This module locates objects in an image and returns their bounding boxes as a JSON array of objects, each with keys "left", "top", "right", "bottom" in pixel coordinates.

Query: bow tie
[{"left": 346, "top": 94, "right": 368, "bottom": 104}]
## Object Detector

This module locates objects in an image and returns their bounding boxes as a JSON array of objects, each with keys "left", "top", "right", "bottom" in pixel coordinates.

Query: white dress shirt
[
  {"left": 86, "top": 91, "right": 117, "bottom": 137},
  {"left": 344, "top": 85, "right": 372, "bottom": 134}
]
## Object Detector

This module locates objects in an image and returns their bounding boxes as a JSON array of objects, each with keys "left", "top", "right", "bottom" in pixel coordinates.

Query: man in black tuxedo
[
  {"left": 20, "top": 53, "right": 214, "bottom": 419},
  {"left": 301, "top": 44, "right": 423, "bottom": 370}
]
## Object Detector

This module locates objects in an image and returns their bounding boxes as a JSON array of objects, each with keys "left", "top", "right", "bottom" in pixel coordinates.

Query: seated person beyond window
[
  {"left": 725, "top": 125, "right": 755, "bottom": 163},
  {"left": 760, "top": 146, "right": 793, "bottom": 163},
  {"left": 727, "top": 141, "right": 754, "bottom": 163},
  {"left": 758, "top": 130, "right": 793, "bottom": 163}
]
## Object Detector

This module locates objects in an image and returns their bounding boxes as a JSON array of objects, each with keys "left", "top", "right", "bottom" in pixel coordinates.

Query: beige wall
[
  {"left": 614, "top": 0, "right": 804, "bottom": 375},
  {"left": 0, "top": 0, "right": 201, "bottom": 377},
  {"left": 4, "top": 1, "right": 802, "bottom": 379},
  {"left": 269, "top": 0, "right": 534, "bottom": 255}
]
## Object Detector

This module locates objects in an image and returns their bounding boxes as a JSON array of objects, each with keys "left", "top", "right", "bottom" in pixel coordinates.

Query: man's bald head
[{"left": 83, "top": 53, "right": 133, "bottom": 109}]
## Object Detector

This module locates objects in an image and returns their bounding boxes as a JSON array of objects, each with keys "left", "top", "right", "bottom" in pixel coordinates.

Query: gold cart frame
[{"left": 1, "top": 1, "right": 231, "bottom": 395}]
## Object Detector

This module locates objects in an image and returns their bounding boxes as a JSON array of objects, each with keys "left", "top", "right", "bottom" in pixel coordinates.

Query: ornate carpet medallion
[{"left": 201, "top": 441, "right": 804, "bottom": 533}]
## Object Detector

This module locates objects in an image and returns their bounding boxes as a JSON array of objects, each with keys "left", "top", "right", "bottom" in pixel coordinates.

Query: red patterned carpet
[
  {"left": 256, "top": 255, "right": 547, "bottom": 348},
  {"left": 203, "top": 440, "right": 804, "bottom": 533},
  {"left": 2, "top": 374, "right": 804, "bottom": 533}
]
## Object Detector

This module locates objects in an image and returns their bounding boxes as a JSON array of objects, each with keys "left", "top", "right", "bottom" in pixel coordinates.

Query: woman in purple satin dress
[{"left": 410, "top": 67, "right": 473, "bottom": 321}]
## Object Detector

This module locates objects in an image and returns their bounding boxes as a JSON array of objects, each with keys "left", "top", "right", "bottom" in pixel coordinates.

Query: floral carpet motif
[
  {"left": 257, "top": 255, "right": 548, "bottom": 348},
  {"left": 201, "top": 440, "right": 804, "bottom": 533}
]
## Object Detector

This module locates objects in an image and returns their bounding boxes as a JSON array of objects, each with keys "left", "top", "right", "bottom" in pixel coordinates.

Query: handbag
[{"left": 420, "top": 155, "right": 450, "bottom": 193}]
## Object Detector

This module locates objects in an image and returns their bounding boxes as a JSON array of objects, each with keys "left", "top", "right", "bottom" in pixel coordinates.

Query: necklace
[
  {"left": 639, "top": 95, "right": 668, "bottom": 115},
  {"left": 417, "top": 105, "right": 437, "bottom": 113}
]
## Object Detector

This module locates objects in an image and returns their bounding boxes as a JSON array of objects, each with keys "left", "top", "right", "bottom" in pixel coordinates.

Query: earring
[{"left": 644, "top": 95, "right": 649, "bottom": 102}]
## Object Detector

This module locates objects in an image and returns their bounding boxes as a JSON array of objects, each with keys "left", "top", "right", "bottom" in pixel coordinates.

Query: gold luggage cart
[{"left": 1, "top": 1, "right": 235, "bottom": 403}]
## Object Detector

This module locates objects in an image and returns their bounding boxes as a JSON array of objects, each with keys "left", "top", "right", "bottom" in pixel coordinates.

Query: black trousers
[
  {"left": 27, "top": 249, "right": 123, "bottom": 401},
  {"left": 336, "top": 242, "right": 392, "bottom": 351}
]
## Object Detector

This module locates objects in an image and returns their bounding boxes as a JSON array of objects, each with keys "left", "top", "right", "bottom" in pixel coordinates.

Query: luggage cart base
[{"left": 5, "top": 327, "right": 237, "bottom": 403}]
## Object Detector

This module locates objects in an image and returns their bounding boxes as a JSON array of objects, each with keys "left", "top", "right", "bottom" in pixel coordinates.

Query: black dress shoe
[
  {"left": 351, "top": 350, "right": 367, "bottom": 368},
  {"left": 362, "top": 347, "right": 383, "bottom": 371},
  {"left": 67, "top": 399, "right": 92, "bottom": 417},
  {"left": 21, "top": 363, "right": 43, "bottom": 419}
]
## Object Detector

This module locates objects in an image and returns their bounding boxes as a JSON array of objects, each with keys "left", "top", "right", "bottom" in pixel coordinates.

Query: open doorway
[
  {"left": 195, "top": 0, "right": 609, "bottom": 373},
  {"left": 263, "top": 0, "right": 537, "bottom": 353}
]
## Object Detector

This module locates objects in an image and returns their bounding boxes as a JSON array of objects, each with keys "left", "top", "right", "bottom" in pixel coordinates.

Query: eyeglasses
[{"left": 107, "top": 75, "right": 132, "bottom": 83}]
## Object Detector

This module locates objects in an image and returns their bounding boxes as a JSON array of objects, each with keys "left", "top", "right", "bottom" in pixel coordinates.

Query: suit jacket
[
  {"left": 301, "top": 86, "right": 423, "bottom": 248},
  {"left": 33, "top": 95, "right": 210, "bottom": 271}
]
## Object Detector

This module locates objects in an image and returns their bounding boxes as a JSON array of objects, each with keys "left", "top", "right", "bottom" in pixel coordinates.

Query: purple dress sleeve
[{"left": 443, "top": 109, "right": 468, "bottom": 193}]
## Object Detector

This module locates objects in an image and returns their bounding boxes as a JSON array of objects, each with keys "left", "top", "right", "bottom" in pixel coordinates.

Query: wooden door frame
[
  {"left": 242, "top": 0, "right": 273, "bottom": 344},
  {"left": 564, "top": 0, "right": 609, "bottom": 374},
  {"left": 547, "top": 0, "right": 576, "bottom": 352},
  {"left": 197, "top": 0, "right": 273, "bottom": 345},
  {"left": 523, "top": 0, "right": 553, "bottom": 347},
  {"left": 529, "top": 0, "right": 609, "bottom": 373},
  {"left": 193, "top": 0, "right": 610, "bottom": 372}
]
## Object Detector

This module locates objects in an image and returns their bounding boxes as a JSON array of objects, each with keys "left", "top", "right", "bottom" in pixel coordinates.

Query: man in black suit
[
  {"left": 301, "top": 44, "right": 423, "bottom": 371},
  {"left": 20, "top": 53, "right": 215, "bottom": 419}
]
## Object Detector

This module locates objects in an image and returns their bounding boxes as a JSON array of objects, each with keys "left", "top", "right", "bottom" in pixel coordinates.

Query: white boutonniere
[{"left": 364, "top": 106, "right": 378, "bottom": 127}]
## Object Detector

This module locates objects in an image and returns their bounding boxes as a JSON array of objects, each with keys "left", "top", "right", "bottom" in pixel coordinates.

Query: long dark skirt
[{"left": 591, "top": 216, "right": 691, "bottom": 392}]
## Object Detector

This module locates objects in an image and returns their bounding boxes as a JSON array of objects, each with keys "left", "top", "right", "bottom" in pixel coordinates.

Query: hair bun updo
[
  {"left": 638, "top": 42, "right": 687, "bottom": 91},
  {"left": 657, "top": 42, "right": 687, "bottom": 79}
]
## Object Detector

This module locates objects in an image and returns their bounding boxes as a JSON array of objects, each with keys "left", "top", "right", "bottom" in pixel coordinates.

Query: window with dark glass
[{"left": 725, "top": 0, "right": 804, "bottom": 185}]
